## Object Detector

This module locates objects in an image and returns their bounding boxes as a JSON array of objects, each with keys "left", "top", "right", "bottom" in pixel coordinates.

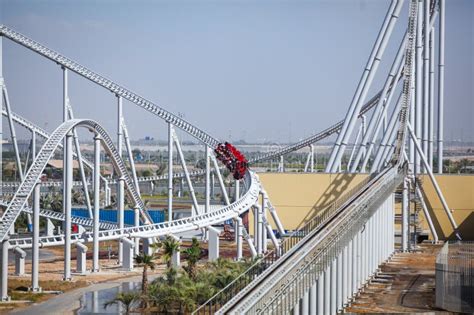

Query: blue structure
[{"left": 72, "top": 208, "right": 165, "bottom": 225}]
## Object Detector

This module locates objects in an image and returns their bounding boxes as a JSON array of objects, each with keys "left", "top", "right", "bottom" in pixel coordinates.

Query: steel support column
[
  {"left": 327, "top": 0, "right": 403, "bottom": 172},
  {"left": 167, "top": 122, "right": 173, "bottom": 221},
  {"left": 437, "top": 0, "right": 445, "bottom": 173},
  {"left": 415, "top": 0, "right": 423, "bottom": 174},
  {"left": 117, "top": 96, "right": 124, "bottom": 265},
  {"left": 1, "top": 240, "right": 9, "bottom": 301},
  {"left": 0, "top": 36, "right": 2, "bottom": 198},
  {"left": 428, "top": 26, "right": 435, "bottom": 169},
  {"left": 63, "top": 131, "right": 73, "bottom": 281},
  {"left": 31, "top": 183, "right": 41, "bottom": 291},
  {"left": 92, "top": 134, "right": 101, "bottom": 272}
]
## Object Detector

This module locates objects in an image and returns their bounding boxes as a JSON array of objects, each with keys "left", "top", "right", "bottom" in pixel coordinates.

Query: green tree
[
  {"left": 182, "top": 237, "right": 201, "bottom": 280},
  {"left": 155, "top": 236, "right": 180, "bottom": 268},
  {"left": 103, "top": 291, "right": 140, "bottom": 315},
  {"left": 134, "top": 254, "right": 156, "bottom": 299}
]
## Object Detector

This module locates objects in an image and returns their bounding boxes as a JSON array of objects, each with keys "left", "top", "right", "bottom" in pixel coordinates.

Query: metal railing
[
  {"left": 436, "top": 241, "right": 474, "bottom": 313},
  {"left": 193, "top": 173, "right": 376, "bottom": 314},
  {"left": 233, "top": 168, "right": 402, "bottom": 314}
]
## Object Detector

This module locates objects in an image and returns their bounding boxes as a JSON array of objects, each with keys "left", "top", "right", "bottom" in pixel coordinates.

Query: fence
[{"left": 436, "top": 241, "right": 474, "bottom": 313}]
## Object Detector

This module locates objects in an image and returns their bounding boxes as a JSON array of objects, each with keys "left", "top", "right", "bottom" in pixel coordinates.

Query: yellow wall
[
  {"left": 417, "top": 175, "right": 474, "bottom": 240},
  {"left": 257, "top": 173, "right": 474, "bottom": 241}
]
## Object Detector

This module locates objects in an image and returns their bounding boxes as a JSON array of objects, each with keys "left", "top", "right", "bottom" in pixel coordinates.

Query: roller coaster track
[
  {"left": 0, "top": 25, "right": 220, "bottom": 149},
  {"left": 0, "top": 200, "right": 119, "bottom": 230},
  {"left": 8, "top": 168, "right": 259, "bottom": 249},
  {"left": 0, "top": 119, "right": 154, "bottom": 243},
  {"left": 220, "top": 167, "right": 403, "bottom": 314},
  {"left": 206, "top": 0, "right": 420, "bottom": 312}
]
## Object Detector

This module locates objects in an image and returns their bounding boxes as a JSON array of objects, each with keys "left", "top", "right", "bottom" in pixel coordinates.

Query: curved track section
[
  {"left": 0, "top": 119, "right": 153, "bottom": 243},
  {"left": 8, "top": 170, "right": 260, "bottom": 249},
  {"left": 0, "top": 25, "right": 220, "bottom": 148}
]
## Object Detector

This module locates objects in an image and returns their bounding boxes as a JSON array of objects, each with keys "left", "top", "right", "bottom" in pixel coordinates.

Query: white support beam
[
  {"left": 327, "top": 0, "right": 403, "bottom": 172},
  {"left": 76, "top": 242, "right": 88, "bottom": 275},
  {"left": 407, "top": 122, "right": 461, "bottom": 240},
  {"left": 31, "top": 183, "right": 41, "bottom": 291},
  {"left": 14, "top": 247, "right": 26, "bottom": 276},
  {"left": 172, "top": 128, "right": 200, "bottom": 216},
  {"left": 92, "top": 134, "right": 101, "bottom": 272},
  {"left": 67, "top": 105, "right": 93, "bottom": 218},
  {"left": 1, "top": 240, "right": 9, "bottom": 301},
  {"left": 0, "top": 36, "right": 3, "bottom": 197},
  {"left": 63, "top": 132, "right": 73, "bottom": 281},
  {"left": 208, "top": 226, "right": 220, "bottom": 261},
  {"left": 167, "top": 122, "right": 173, "bottom": 221},
  {"left": 121, "top": 237, "right": 135, "bottom": 271},
  {"left": 437, "top": 0, "right": 445, "bottom": 173},
  {"left": 117, "top": 96, "right": 124, "bottom": 265}
]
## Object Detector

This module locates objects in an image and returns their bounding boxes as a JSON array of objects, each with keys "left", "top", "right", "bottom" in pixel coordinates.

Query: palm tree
[
  {"left": 104, "top": 291, "right": 139, "bottom": 314},
  {"left": 160, "top": 236, "right": 181, "bottom": 268},
  {"left": 182, "top": 237, "right": 201, "bottom": 280},
  {"left": 134, "top": 253, "right": 155, "bottom": 298}
]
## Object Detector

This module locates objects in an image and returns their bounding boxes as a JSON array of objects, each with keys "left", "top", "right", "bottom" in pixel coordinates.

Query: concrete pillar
[
  {"left": 142, "top": 238, "right": 154, "bottom": 256},
  {"left": 46, "top": 218, "right": 55, "bottom": 236},
  {"left": 208, "top": 226, "right": 220, "bottom": 261},
  {"left": 170, "top": 235, "right": 181, "bottom": 267},
  {"left": 1, "top": 240, "right": 9, "bottom": 301},
  {"left": 76, "top": 243, "right": 88, "bottom": 275},
  {"left": 14, "top": 247, "right": 26, "bottom": 276},
  {"left": 235, "top": 217, "right": 243, "bottom": 260},
  {"left": 121, "top": 238, "right": 135, "bottom": 271}
]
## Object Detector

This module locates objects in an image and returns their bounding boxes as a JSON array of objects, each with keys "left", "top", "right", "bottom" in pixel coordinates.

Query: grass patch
[{"left": 7, "top": 279, "right": 89, "bottom": 303}]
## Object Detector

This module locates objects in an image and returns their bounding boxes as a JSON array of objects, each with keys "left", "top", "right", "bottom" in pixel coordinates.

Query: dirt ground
[
  {"left": 0, "top": 239, "right": 248, "bottom": 313},
  {"left": 345, "top": 243, "right": 451, "bottom": 314}
]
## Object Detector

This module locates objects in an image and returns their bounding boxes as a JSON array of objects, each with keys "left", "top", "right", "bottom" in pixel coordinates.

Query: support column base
[{"left": 28, "top": 287, "right": 42, "bottom": 293}]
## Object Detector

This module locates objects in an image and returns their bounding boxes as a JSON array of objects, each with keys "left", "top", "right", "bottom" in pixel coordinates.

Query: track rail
[
  {"left": 215, "top": 0, "right": 420, "bottom": 311},
  {"left": 223, "top": 168, "right": 403, "bottom": 313},
  {"left": 0, "top": 25, "right": 220, "bottom": 148},
  {"left": 8, "top": 169, "right": 260, "bottom": 249},
  {"left": 0, "top": 119, "right": 153, "bottom": 243}
]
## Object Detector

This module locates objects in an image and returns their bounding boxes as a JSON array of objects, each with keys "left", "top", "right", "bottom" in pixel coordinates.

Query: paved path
[{"left": 11, "top": 274, "right": 159, "bottom": 315}]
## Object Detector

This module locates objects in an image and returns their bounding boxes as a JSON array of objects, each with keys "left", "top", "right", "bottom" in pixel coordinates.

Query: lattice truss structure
[{"left": 0, "top": 0, "right": 460, "bottom": 312}]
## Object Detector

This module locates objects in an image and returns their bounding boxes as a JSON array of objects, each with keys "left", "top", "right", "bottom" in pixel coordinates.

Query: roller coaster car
[{"left": 215, "top": 142, "right": 248, "bottom": 180}]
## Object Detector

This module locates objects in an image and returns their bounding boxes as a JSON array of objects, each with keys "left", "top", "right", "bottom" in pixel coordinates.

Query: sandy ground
[
  {"left": 0, "top": 239, "right": 249, "bottom": 314},
  {"left": 345, "top": 243, "right": 452, "bottom": 314}
]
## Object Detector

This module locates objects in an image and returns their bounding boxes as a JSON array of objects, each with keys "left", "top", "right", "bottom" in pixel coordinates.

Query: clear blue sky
[{"left": 1, "top": 0, "right": 472, "bottom": 143}]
